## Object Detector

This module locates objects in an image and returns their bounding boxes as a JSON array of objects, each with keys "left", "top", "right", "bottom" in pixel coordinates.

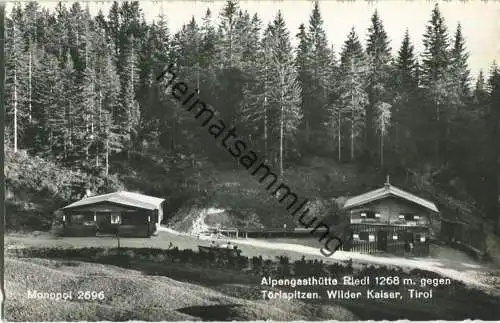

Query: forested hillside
[{"left": 4, "top": 1, "right": 499, "bottom": 236}]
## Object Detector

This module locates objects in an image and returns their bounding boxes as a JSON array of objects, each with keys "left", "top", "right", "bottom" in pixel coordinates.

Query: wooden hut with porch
[
  {"left": 342, "top": 177, "right": 440, "bottom": 256},
  {"left": 61, "top": 191, "right": 165, "bottom": 237}
]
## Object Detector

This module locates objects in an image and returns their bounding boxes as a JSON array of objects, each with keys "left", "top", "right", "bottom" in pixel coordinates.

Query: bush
[{"left": 5, "top": 149, "right": 126, "bottom": 232}]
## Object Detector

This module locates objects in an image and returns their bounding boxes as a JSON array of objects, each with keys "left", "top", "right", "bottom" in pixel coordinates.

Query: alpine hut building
[
  {"left": 343, "top": 176, "right": 440, "bottom": 256},
  {"left": 61, "top": 191, "right": 165, "bottom": 237}
]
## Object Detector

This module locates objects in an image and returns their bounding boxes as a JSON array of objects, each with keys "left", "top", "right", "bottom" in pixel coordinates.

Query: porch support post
[
  {"left": 93, "top": 211, "right": 97, "bottom": 236},
  {"left": 147, "top": 212, "right": 151, "bottom": 237}
]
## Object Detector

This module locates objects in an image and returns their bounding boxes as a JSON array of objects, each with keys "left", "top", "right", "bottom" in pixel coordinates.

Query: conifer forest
[{"left": 3, "top": 0, "right": 500, "bottom": 235}]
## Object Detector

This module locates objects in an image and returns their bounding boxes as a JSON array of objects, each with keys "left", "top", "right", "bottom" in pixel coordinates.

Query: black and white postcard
[{"left": 1, "top": 0, "right": 499, "bottom": 321}]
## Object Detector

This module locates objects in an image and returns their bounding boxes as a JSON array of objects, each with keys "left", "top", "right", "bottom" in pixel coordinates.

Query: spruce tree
[
  {"left": 99, "top": 44, "right": 121, "bottom": 175},
  {"left": 22, "top": 2, "right": 41, "bottom": 127},
  {"left": 392, "top": 29, "right": 419, "bottom": 166},
  {"left": 213, "top": 3, "right": 246, "bottom": 148},
  {"left": 304, "top": 1, "right": 334, "bottom": 149},
  {"left": 421, "top": 3, "right": 452, "bottom": 163},
  {"left": 200, "top": 8, "right": 217, "bottom": 74},
  {"left": 5, "top": 5, "right": 29, "bottom": 153},
  {"left": 473, "top": 70, "right": 487, "bottom": 105},
  {"left": 216, "top": 0, "right": 240, "bottom": 69},
  {"left": 107, "top": 1, "right": 121, "bottom": 56},
  {"left": 118, "top": 36, "right": 140, "bottom": 160},
  {"left": 45, "top": 2, "right": 70, "bottom": 64},
  {"left": 267, "top": 11, "right": 302, "bottom": 174},
  {"left": 395, "top": 30, "right": 418, "bottom": 88},
  {"left": 450, "top": 23, "right": 470, "bottom": 99},
  {"left": 375, "top": 102, "right": 391, "bottom": 168},
  {"left": 366, "top": 10, "right": 392, "bottom": 164},
  {"left": 240, "top": 22, "right": 273, "bottom": 160},
  {"left": 446, "top": 23, "right": 474, "bottom": 181},
  {"left": 338, "top": 28, "right": 368, "bottom": 161},
  {"left": 295, "top": 23, "right": 313, "bottom": 144}
]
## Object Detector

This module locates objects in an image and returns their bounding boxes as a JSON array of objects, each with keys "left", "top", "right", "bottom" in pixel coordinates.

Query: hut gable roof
[
  {"left": 63, "top": 191, "right": 165, "bottom": 211},
  {"left": 343, "top": 184, "right": 439, "bottom": 213}
]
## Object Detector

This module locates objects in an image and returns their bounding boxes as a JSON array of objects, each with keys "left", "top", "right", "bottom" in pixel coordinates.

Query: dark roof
[
  {"left": 343, "top": 184, "right": 439, "bottom": 213},
  {"left": 63, "top": 191, "right": 164, "bottom": 211}
]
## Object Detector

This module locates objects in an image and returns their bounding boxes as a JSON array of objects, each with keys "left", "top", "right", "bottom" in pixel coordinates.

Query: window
[
  {"left": 110, "top": 214, "right": 121, "bottom": 224},
  {"left": 121, "top": 212, "right": 149, "bottom": 225},
  {"left": 361, "top": 211, "right": 378, "bottom": 219},
  {"left": 399, "top": 214, "right": 416, "bottom": 221},
  {"left": 70, "top": 213, "right": 94, "bottom": 225},
  {"left": 71, "top": 214, "right": 82, "bottom": 223},
  {"left": 95, "top": 212, "right": 110, "bottom": 220},
  {"left": 359, "top": 232, "right": 369, "bottom": 241},
  {"left": 366, "top": 212, "right": 376, "bottom": 219}
]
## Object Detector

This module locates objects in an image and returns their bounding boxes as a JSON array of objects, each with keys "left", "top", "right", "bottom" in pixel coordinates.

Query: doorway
[
  {"left": 377, "top": 230, "right": 388, "bottom": 251},
  {"left": 96, "top": 212, "right": 113, "bottom": 233}
]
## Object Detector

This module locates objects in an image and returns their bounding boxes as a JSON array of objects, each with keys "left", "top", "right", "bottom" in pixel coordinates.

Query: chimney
[{"left": 384, "top": 175, "right": 390, "bottom": 189}]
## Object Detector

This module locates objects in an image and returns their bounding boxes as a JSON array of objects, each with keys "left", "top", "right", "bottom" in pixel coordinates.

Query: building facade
[
  {"left": 61, "top": 191, "right": 165, "bottom": 237},
  {"left": 343, "top": 179, "right": 440, "bottom": 256}
]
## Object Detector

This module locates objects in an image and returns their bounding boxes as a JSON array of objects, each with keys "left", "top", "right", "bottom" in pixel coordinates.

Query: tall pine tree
[
  {"left": 366, "top": 10, "right": 392, "bottom": 166},
  {"left": 421, "top": 3, "right": 452, "bottom": 164},
  {"left": 338, "top": 28, "right": 368, "bottom": 161},
  {"left": 392, "top": 29, "right": 420, "bottom": 167}
]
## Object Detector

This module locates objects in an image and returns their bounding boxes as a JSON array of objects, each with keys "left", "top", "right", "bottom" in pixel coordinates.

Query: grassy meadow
[
  {"left": 5, "top": 256, "right": 357, "bottom": 322},
  {"left": 5, "top": 229, "right": 500, "bottom": 321}
]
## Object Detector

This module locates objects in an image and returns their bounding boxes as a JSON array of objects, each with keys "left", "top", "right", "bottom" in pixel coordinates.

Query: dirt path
[{"left": 157, "top": 226, "right": 500, "bottom": 294}]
